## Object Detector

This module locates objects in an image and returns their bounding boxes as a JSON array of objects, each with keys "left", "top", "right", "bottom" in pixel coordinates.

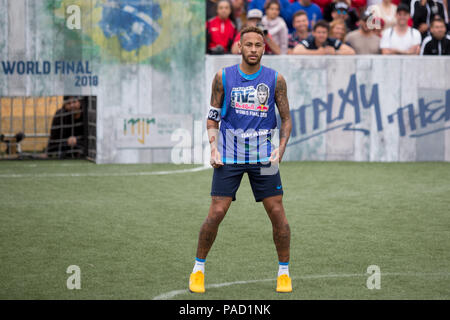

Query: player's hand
[
  {"left": 269, "top": 145, "right": 285, "bottom": 164},
  {"left": 407, "top": 45, "right": 420, "bottom": 55},
  {"left": 67, "top": 136, "right": 77, "bottom": 147},
  {"left": 324, "top": 46, "right": 336, "bottom": 55},
  {"left": 316, "top": 46, "right": 326, "bottom": 54},
  {"left": 210, "top": 146, "right": 224, "bottom": 168}
]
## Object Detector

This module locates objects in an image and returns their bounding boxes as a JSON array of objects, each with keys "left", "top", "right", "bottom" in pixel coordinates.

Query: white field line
[
  {"left": 152, "top": 272, "right": 450, "bottom": 300},
  {"left": 0, "top": 165, "right": 210, "bottom": 179}
]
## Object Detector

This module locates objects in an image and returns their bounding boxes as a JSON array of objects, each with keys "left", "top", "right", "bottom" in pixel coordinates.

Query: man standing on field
[{"left": 189, "top": 26, "right": 293, "bottom": 293}]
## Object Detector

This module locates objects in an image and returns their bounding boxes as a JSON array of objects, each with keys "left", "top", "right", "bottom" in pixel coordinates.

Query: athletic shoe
[
  {"left": 189, "top": 271, "right": 205, "bottom": 293},
  {"left": 276, "top": 274, "right": 292, "bottom": 292}
]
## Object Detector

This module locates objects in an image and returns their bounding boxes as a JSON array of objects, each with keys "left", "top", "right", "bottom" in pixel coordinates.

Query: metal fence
[{"left": 0, "top": 96, "right": 96, "bottom": 161}]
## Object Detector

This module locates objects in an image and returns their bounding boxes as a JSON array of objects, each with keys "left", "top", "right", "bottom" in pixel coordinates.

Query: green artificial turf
[{"left": 1, "top": 160, "right": 449, "bottom": 299}]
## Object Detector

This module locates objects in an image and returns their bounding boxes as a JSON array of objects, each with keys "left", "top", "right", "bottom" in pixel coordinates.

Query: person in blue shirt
[
  {"left": 249, "top": 0, "right": 294, "bottom": 31},
  {"left": 290, "top": 0, "right": 323, "bottom": 30},
  {"left": 189, "top": 25, "right": 293, "bottom": 294}
]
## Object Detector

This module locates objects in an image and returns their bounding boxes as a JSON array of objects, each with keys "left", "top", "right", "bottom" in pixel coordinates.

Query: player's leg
[
  {"left": 247, "top": 163, "right": 292, "bottom": 292},
  {"left": 199, "top": 164, "right": 243, "bottom": 259},
  {"left": 189, "top": 164, "right": 244, "bottom": 293},
  {"left": 196, "top": 196, "right": 233, "bottom": 260},
  {"left": 247, "top": 165, "right": 289, "bottom": 259},
  {"left": 262, "top": 195, "right": 292, "bottom": 293},
  {"left": 262, "top": 195, "right": 290, "bottom": 264},
  {"left": 189, "top": 196, "right": 233, "bottom": 293}
]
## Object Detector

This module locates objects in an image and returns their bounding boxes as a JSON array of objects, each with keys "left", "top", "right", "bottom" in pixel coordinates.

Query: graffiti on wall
[
  {"left": 50, "top": 0, "right": 204, "bottom": 64},
  {"left": 123, "top": 117, "right": 156, "bottom": 144},
  {"left": 117, "top": 114, "right": 193, "bottom": 148},
  {"left": 285, "top": 74, "right": 450, "bottom": 147}
]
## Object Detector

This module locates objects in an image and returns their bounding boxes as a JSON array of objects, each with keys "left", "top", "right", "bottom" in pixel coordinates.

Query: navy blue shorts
[{"left": 211, "top": 163, "right": 283, "bottom": 202}]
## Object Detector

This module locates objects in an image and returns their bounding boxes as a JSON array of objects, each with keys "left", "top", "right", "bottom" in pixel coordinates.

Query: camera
[
  {"left": 209, "top": 45, "right": 225, "bottom": 55},
  {"left": 256, "top": 22, "right": 268, "bottom": 36}
]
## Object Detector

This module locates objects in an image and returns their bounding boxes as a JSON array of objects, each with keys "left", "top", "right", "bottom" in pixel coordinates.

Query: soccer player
[{"left": 189, "top": 25, "right": 293, "bottom": 293}]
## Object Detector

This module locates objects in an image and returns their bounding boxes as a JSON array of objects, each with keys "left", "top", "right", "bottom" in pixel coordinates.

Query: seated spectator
[
  {"left": 345, "top": 10, "right": 382, "bottom": 53},
  {"left": 288, "top": 10, "right": 311, "bottom": 53},
  {"left": 291, "top": 0, "right": 324, "bottom": 29},
  {"left": 46, "top": 96, "right": 86, "bottom": 159},
  {"left": 207, "top": 0, "right": 237, "bottom": 54},
  {"left": 262, "top": 0, "right": 290, "bottom": 53},
  {"left": 248, "top": 0, "right": 294, "bottom": 30},
  {"left": 380, "top": 4, "right": 422, "bottom": 54},
  {"left": 323, "top": 0, "right": 359, "bottom": 25},
  {"left": 330, "top": 18, "right": 348, "bottom": 42},
  {"left": 411, "top": 0, "right": 448, "bottom": 36},
  {"left": 231, "top": 9, "right": 282, "bottom": 54},
  {"left": 420, "top": 17, "right": 450, "bottom": 54},
  {"left": 292, "top": 20, "right": 356, "bottom": 54},
  {"left": 330, "top": 1, "right": 359, "bottom": 31},
  {"left": 368, "top": 0, "right": 398, "bottom": 29},
  {"left": 231, "top": 0, "right": 247, "bottom": 30}
]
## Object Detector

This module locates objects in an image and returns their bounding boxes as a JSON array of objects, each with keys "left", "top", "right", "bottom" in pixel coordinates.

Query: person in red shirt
[{"left": 207, "top": 0, "right": 237, "bottom": 54}]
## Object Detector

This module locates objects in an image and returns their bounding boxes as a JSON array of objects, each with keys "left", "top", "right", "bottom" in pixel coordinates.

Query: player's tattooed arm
[
  {"left": 210, "top": 69, "right": 224, "bottom": 109},
  {"left": 208, "top": 70, "right": 224, "bottom": 167},
  {"left": 275, "top": 74, "right": 292, "bottom": 154},
  {"left": 207, "top": 70, "right": 224, "bottom": 145}
]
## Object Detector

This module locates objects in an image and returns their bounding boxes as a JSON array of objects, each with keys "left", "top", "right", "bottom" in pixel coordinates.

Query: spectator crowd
[{"left": 206, "top": 0, "right": 450, "bottom": 55}]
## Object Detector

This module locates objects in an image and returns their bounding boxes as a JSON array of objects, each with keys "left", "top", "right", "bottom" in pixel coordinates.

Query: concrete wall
[
  {"left": 206, "top": 55, "right": 450, "bottom": 162},
  {"left": 0, "top": 0, "right": 205, "bottom": 163},
  {"left": 1, "top": 1, "right": 449, "bottom": 163}
]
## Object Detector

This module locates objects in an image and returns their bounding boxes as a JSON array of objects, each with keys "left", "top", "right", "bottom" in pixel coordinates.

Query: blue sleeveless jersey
[{"left": 219, "top": 64, "right": 278, "bottom": 164}]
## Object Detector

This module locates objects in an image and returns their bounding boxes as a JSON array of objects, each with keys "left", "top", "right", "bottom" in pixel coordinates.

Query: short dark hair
[
  {"left": 292, "top": 10, "right": 308, "bottom": 20},
  {"left": 240, "top": 26, "right": 265, "bottom": 41},
  {"left": 264, "top": 0, "right": 280, "bottom": 10},
  {"left": 431, "top": 16, "right": 445, "bottom": 27},
  {"left": 396, "top": 3, "right": 410, "bottom": 14},
  {"left": 313, "top": 20, "right": 330, "bottom": 32}
]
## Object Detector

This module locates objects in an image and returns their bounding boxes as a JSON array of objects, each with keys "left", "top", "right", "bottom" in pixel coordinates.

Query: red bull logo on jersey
[{"left": 231, "top": 83, "right": 270, "bottom": 115}]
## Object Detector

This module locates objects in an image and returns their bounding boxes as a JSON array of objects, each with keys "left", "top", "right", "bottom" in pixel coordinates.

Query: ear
[{"left": 237, "top": 41, "right": 242, "bottom": 54}]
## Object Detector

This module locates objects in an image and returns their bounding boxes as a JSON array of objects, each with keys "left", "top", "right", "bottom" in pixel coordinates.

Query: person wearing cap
[
  {"left": 291, "top": 0, "right": 324, "bottom": 30},
  {"left": 380, "top": 4, "right": 422, "bottom": 54},
  {"left": 345, "top": 10, "right": 382, "bottom": 54},
  {"left": 367, "top": 0, "right": 398, "bottom": 30},
  {"left": 231, "top": 9, "right": 281, "bottom": 54},
  {"left": 292, "top": 20, "right": 355, "bottom": 54},
  {"left": 330, "top": 1, "right": 359, "bottom": 31},
  {"left": 420, "top": 17, "right": 450, "bottom": 54},
  {"left": 46, "top": 96, "right": 87, "bottom": 159}
]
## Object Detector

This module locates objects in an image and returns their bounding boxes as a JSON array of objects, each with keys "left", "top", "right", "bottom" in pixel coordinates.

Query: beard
[{"left": 242, "top": 52, "right": 262, "bottom": 66}]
